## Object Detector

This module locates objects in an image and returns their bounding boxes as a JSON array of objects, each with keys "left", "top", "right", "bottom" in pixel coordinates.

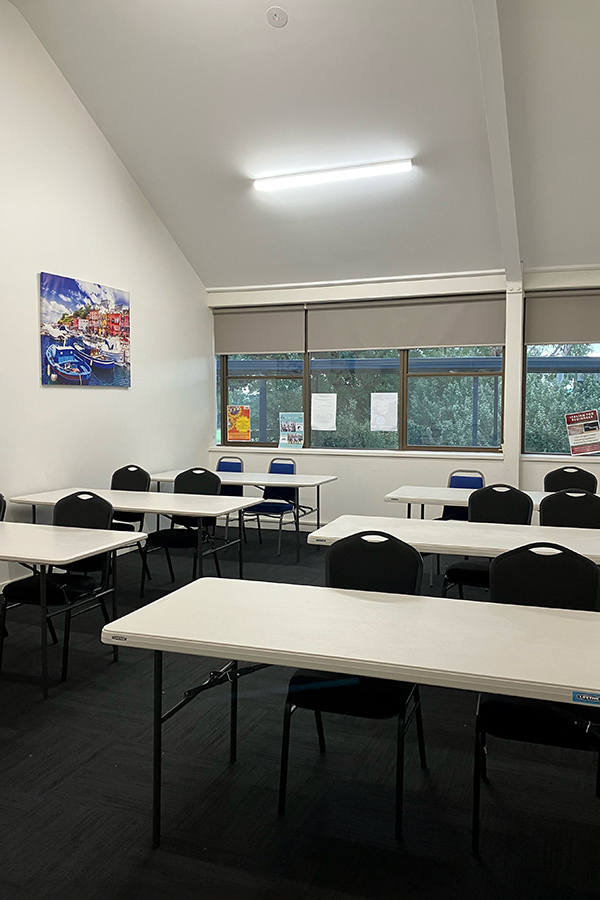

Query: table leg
[
  {"left": 238, "top": 510, "right": 244, "bottom": 579},
  {"left": 111, "top": 549, "right": 118, "bottom": 663},
  {"left": 295, "top": 506, "right": 300, "bottom": 564},
  {"left": 316, "top": 485, "right": 321, "bottom": 529},
  {"left": 420, "top": 504, "right": 425, "bottom": 519},
  {"left": 152, "top": 649, "right": 163, "bottom": 849},
  {"left": 407, "top": 503, "right": 412, "bottom": 519},
  {"left": 196, "top": 516, "right": 203, "bottom": 579},
  {"left": 40, "top": 565, "right": 48, "bottom": 700},
  {"left": 230, "top": 660, "right": 238, "bottom": 763},
  {"left": 31, "top": 503, "right": 36, "bottom": 524}
]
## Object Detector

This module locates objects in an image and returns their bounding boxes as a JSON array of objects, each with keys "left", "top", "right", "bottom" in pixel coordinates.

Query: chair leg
[
  {"left": 413, "top": 687, "right": 427, "bottom": 770},
  {"left": 137, "top": 542, "right": 151, "bottom": 581},
  {"left": 442, "top": 577, "right": 449, "bottom": 597},
  {"left": 224, "top": 514, "right": 230, "bottom": 543},
  {"left": 595, "top": 752, "right": 600, "bottom": 799},
  {"left": 395, "top": 714, "right": 405, "bottom": 840},
  {"left": 256, "top": 516, "right": 262, "bottom": 544},
  {"left": 61, "top": 611, "right": 72, "bottom": 683},
  {"left": 47, "top": 617, "right": 59, "bottom": 645},
  {"left": 458, "top": 584, "right": 464, "bottom": 600},
  {"left": 277, "top": 516, "right": 284, "bottom": 557},
  {"left": 278, "top": 700, "right": 294, "bottom": 816},
  {"left": 140, "top": 547, "right": 149, "bottom": 599},
  {"left": 472, "top": 725, "right": 484, "bottom": 855},
  {"left": 314, "top": 709, "right": 326, "bottom": 752},
  {"left": 481, "top": 730, "right": 488, "bottom": 783},
  {"left": 164, "top": 547, "right": 175, "bottom": 583},
  {"left": 0, "top": 598, "right": 7, "bottom": 672},
  {"left": 99, "top": 599, "right": 110, "bottom": 625}
]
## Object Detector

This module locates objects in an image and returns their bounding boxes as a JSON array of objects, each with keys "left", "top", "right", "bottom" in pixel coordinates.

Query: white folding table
[
  {"left": 384, "top": 485, "right": 549, "bottom": 518},
  {"left": 0, "top": 521, "right": 146, "bottom": 698},
  {"left": 307, "top": 514, "right": 600, "bottom": 561},
  {"left": 10, "top": 489, "right": 258, "bottom": 578},
  {"left": 102, "top": 576, "right": 600, "bottom": 846}
]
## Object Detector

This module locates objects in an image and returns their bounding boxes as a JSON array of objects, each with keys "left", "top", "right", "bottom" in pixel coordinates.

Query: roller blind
[
  {"left": 525, "top": 290, "right": 600, "bottom": 344},
  {"left": 213, "top": 306, "right": 305, "bottom": 355},
  {"left": 307, "top": 294, "right": 505, "bottom": 351}
]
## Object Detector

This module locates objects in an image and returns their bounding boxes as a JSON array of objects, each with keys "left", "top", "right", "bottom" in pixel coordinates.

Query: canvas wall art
[{"left": 40, "top": 272, "right": 130, "bottom": 387}]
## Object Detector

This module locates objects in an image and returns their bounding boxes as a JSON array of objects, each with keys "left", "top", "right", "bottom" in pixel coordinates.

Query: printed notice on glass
[
  {"left": 311, "top": 393, "right": 337, "bottom": 431},
  {"left": 565, "top": 410, "right": 600, "bottom": 455},
  {"left": 370, "top": 392, "right": 398, "bottom": 432},
  {"left": 279, "top": 412, "right": 304, "bottom": 448},
  {"left": 227, "top": 405, "right": 251, "bottom": 441}
]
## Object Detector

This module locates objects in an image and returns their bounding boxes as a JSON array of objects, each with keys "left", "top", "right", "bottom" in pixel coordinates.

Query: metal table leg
[
  {"left": 152, "top": 650, "right": 163, "bottom": 848},
  {"left": 40, "top": 565, "right": 48, "bottom": 700},
  {"left": 238, "top": 510, "right": 244, "bottom": 579}
]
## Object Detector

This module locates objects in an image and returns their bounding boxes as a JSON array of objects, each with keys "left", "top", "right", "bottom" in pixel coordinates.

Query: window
[
  {"left": 524, "top": 344, "right": 600, "bottom": 454},
  {"left": 217, "top": 346, "right": 504, "bottom": 451}
]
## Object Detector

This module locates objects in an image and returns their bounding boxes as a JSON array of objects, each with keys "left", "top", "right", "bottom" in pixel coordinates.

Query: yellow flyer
[{"left": 227, "top": 405, "right": 251, "bottom": 441}]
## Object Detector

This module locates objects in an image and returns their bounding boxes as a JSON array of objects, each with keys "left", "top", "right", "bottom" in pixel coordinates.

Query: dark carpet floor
[{"left": 1, "top": 529, "right": 599, "bottom": 900}]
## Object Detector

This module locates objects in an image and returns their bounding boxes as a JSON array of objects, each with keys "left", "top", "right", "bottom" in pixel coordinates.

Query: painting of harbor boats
[{"left": 40, "top": 272, "right": 130, "bottom": 387}]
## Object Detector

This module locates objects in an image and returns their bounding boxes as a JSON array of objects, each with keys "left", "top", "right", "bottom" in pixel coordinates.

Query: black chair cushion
[
  {"left": 288, "top": 670, "right": 415, "bottom": 719},
  {"left": 444, "top": 559, "right": 490, "bottom": 588},
  {"left": 3, "top": 572, "right": 96, "bottom": 606},
  {"left": 478, "top": 695, "right": 600, "bottom": 751}
]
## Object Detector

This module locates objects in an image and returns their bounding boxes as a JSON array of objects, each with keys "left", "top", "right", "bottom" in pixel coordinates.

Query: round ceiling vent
[{"left": 267, "top": 7, "right": 288, "bottom": 27}]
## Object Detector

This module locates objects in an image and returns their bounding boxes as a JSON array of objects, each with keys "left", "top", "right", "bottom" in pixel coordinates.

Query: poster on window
[
  {"left": 311, "top": 393, "right": 337, "bottom": 431},
  {"left": 279, "top": 412, "right": 304, "bottom": 448},
  {"left": 370, "top": 392, "right": 398, "bottom": 432},
  {"left": 40, "top": 272, "right": 130, "bottom": 387},
  {"left": 227, "top": 405, "right": 251, "bottom": 441},
  {"left": 565, "top": 410, "right": 600, "bottom": 455}
]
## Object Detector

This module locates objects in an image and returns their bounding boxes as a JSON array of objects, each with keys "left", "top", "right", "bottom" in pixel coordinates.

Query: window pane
[
  {"left": 227, "top": 353, "right": 303, "bottom": 377},
  {"left": 524, "top": 344, "right": 600, "bottom": 454},
  {"left": 227, "top": 377, "right": 303, "bottom": 443},
  {"left": 310, "top": 351, "right": 400, "bottom": 449},
  {"left": 407, "top": 375, "right": 502, "bottom": 447},
  {"left": 408, "top": 346, "right": 503, "bottom": 374}
]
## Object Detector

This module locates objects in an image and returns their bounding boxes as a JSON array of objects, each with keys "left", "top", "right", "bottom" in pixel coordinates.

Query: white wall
[{"left": 0, "top": 2, "right": 213, "bottom": 572}]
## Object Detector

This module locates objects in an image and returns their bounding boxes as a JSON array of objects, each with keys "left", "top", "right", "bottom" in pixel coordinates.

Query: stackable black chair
[
  {"left": 473, "top": 542, "right": 600, "bottom": 853},
  {"left": 141, "top": 467, "right": 222, "bottom": 595},
  {"left": 0, "top": 492, "right": 115, "bottom": 682},
  {"left": 443, "top": 485, "right": 533, "bottom": 598},
  {"left": 110, "top": 464, "right": 152, "bottom": 578},
  {"left": 544, "top": 466, "right": 597, "bottom": 494},
  {"left": 539, "top": 489, "right": 600, "bottom": 529},
  {"left": 278, "top": 531, "right": 427, "bottom": 838}
]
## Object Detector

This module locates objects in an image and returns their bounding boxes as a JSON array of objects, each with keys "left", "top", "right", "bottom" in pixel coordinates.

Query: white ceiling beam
[{"left": 471, "top": 0, "right": 522, "bottom": 287}]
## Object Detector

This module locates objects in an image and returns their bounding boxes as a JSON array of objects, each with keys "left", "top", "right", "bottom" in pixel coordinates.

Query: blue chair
[
  {"left": 245, "top": 458, "right": 307, "bottom": 556},
  {"left": 438, "top": 469, "right": 486, "bottom": 521},
  {"left": 217, "top": 456, "right": 245, "bottom": 541}
]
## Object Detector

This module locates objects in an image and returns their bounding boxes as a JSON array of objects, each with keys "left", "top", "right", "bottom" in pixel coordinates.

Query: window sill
[
  {"left": 209, "top": 445, "right": 503, "bottom": 461},
  {"left": 522, "top": 453, "right": 600, "bottom": 465}
]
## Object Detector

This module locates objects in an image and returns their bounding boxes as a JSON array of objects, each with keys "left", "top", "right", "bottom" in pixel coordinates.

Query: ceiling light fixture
[{"left": 253, "top": 159, "right": 413, "bottom": 192}]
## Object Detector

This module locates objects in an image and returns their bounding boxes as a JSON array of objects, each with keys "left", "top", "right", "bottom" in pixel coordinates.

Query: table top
[
  {"left": 10, "top": 489, "right": 258, "bottom": 518},
  {"left": 384, "top": 485, "right": 549, "bottom": 509},
  {"left": 0, "top": 521, "right": 147, "bottom": 565},
  {"left": 151, "top": 470, "right": 338, "bottom": 488},
  {"left": 307, "top": 514, "right": 600, "bottom": 562},
  {"left": 102, "top": 576, "right": 600, "bottom": 705}
]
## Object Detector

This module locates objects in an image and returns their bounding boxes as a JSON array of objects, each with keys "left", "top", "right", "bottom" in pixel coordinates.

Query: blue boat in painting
[
  {"left": 71, "top": 340, "right": 115, "bottom": 371},
  {"left": 46, "top": 343, "right": 92, "bottom": 384}
]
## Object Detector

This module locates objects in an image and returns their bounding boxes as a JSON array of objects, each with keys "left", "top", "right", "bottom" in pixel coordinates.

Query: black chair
[
  {"left": 245, "top": 458, "right": 312, "bottom": 556},
  {"left": 110, "top": 465, "right": 152, "bottom": 578},
  {"left": 216, "top": 456, "right": 245, "bottom": 542},
  {"left": 539, "top": 489, "right": 600, "bottom": 529},
  {"left": 544, "top": 466, "right": 597, "bottom": 494},
  {"left": 278, "top": 531, "right": 427, "bottom": 838},
  {"left": 0, "top": 492, "right": 115, "bottom": 682},
  {"left": 443, "top": 485, "right": 533, "bottom": 598},
  {"left": 473, "top": 542, "right": 600, "bottom": 853},
  {"left": 0, "top": 493, "right": 5, "bottom": 522},
  {"left": 141, "top": 467, "right": 222, "bottom": 595}
]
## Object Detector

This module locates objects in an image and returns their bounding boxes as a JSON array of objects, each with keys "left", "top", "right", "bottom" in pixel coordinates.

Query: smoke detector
[{"left": 267, "top": 7, "right": 288, "bottom": 27}]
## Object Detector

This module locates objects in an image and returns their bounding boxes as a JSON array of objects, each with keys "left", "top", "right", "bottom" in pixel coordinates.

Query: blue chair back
[
  {"left": 217, "top": 456, "right": 243, "bottom": 497},
  {"left": 264, "top": 458, "right": 296, "bottom": 505},
  {"left": 449, "top": 473, "right": 484, "bottom": 490}
]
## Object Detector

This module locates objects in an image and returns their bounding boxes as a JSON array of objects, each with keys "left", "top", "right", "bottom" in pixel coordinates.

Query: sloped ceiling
[{"left": 9, "top": 0, "right": 599, "bottom": 288}]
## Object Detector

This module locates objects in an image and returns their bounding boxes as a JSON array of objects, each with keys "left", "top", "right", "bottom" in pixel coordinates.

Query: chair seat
[
  {"left": 288, "top": 669, "right": 415, "bottom": 719},
  {"left": 247, "top": 501, "right": 294, "bottom": 515},
  {"left": 436, "top": 507, "right": 468, "bottom": 521},
  {"left": 146, "top": 528, "right": 200, "bottom": 550},
  {"left": 444, "top": 559, "right": 490, "bottom": 588},
  {"left": 478, "top": 695, "right": 600, "bottom": 750},
  {"left": 3, "top": 572, "right": 96, "bottom": 606}
]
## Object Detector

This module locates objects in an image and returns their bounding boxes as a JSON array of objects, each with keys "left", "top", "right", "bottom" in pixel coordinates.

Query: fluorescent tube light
[{"left": 253, "top": 159, "right": 413, "bottom": 192}]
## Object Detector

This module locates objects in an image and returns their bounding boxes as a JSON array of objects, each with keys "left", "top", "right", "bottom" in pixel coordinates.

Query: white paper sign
[
  {"left": 370, "top": 392, "right": 398, "bottom": 432},
  {"left": 311, "top": 393, "right": 337, "bottom": 431}
]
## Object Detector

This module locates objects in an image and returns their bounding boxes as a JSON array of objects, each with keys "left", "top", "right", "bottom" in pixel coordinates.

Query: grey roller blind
[
  {"left": 214, "top": 306, "right": 305, "bottom": 354},
  {"left": 525, "top": 290, "right": 600, "bottom": 344},
  {"left": 307, "top": 294, "right": 506, "bottom": 351}
]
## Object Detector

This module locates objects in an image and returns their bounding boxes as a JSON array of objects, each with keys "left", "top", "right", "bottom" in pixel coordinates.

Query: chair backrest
[
  {"left": 174, "top": 467, "right": 221, "bottom": 496},
  {"left": 539, "top": 489, "right": 600, "bottom": 529},
  {"left": 490, "top": 542, "right": 600, "bottom": 611},
  {"left": 217, "top": 456, "right": 244, "bottom": 497},
  {"left": 0, "top": 493, "right": 6, "bottom": 522},
  {"left": 543, "top": 466, "right": 597, "bottom": 494},
  {"left": 468, "top": 484, "right": 533, "bottom": 525},
  {"left": 440, "top": 469, "right": 486, "bottom": 520},
  {"left": 264, "top": 457, "right": 296, "bottom": 504},
  {"left": 111, "top": 464, "right": 151, "bottom": 492},
  {"left": 53, "top": 491, "right": 114, "bottom": 530},
  {"left": 326, "top": 531, "right": 423, "bottom": 595}
]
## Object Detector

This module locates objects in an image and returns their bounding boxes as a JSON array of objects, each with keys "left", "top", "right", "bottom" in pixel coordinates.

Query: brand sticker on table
[
  {"left": 572, "top": 690, "right": 600, "bottom": 705},
  {"left": 112, "top": 635, "right": 127, "bottom": 642}
]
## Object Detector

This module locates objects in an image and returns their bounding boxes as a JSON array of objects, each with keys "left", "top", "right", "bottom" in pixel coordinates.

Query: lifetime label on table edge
[
  {"left": 572, "top": 690, "right": 600, "bottom": 705},
  {"left": 111, "top": 635, "right": 127, "bottom": 642}
]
